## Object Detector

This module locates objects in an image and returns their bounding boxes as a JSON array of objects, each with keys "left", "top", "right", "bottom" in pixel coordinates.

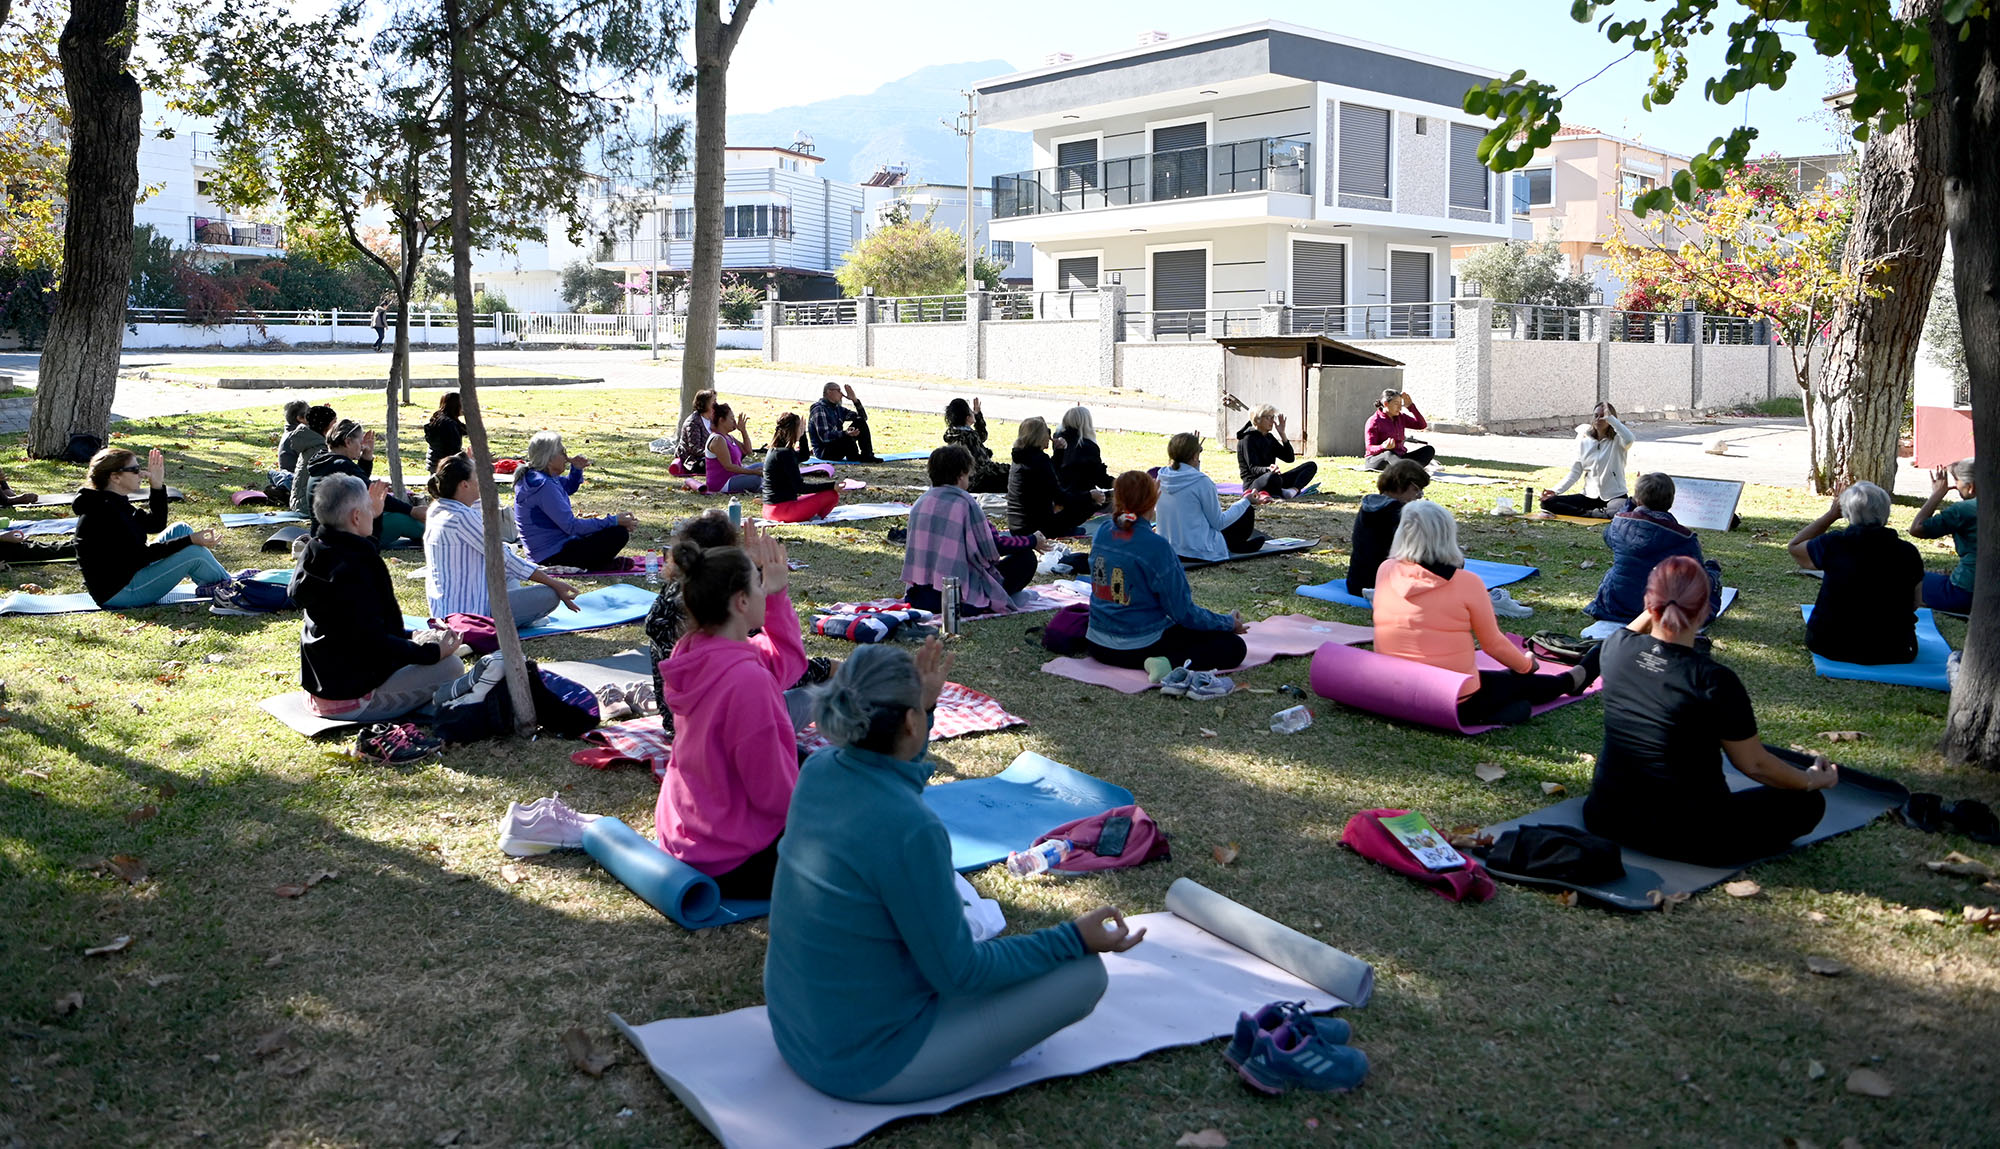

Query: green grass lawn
[
  {"left": 157, "top": 364, "right": 586, "bottom": 381},
  {"left": 2, "top": 389, "right": 1996, "bottom": 1147}
]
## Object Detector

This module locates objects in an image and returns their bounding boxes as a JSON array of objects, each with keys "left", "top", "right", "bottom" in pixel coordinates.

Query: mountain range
[{"left": 725, "top": 60, "right": 1035, "bottom": 187}]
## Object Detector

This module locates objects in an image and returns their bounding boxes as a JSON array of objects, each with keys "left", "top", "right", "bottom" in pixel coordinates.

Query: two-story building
[
  {"left": 977, "top": 21, "right": 1527, "bottom": 340},
  {"left": 135, "top": 124, "right": 288, "bottom": 266}
]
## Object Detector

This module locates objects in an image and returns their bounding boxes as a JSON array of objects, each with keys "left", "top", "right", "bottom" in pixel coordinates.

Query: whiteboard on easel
[{"left": 1666, "top": 476, "right": 1743, "bottom": 531}]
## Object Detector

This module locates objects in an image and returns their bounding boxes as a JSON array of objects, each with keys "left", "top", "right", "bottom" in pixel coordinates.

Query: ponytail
[
  {"left": 429, "top": 454, "right": 475, "bottom": 501},
  {"left": 671, "top": 539, "right": 756, "bottom": 628},
  {"left": 1110, "top": 470, "right": 1158, "bottom": 538},
  {"left": 1644, "top": 555, "right": 1711, "bottom": 635}
]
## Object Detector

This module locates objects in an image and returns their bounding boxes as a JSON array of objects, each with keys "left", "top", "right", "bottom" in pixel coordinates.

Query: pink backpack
[
  {"left": 1034, "top": 805, "right": 1170, "bottom": 872},
  {"left": 1339, "top": 808, "right": 1496, "bottom": 902},
  {"left": 436, "top": 612, "right": 499, "bottom": 655}
]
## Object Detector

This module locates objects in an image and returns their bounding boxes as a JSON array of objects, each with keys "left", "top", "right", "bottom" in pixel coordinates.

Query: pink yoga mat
[
  {"left": 1042, "top": 614, "right": 1374, "bottom": 694},
  {"left": 1308, "top": 637, "right": 1598, "bottom": 734},
  {"left": 231, "top": 489, "right": 268, "bottom": 505}
]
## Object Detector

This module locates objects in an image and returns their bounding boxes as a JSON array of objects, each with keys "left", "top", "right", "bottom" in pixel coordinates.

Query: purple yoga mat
[
  {"left": 1309, "top": 637, "right": 1598, "bottom": 735},
  {"left": 1042, "top": 615, "right": 1373, "bottom": 694},
  {"left": 231, "top": 489, "right": 268, "bottom": 505}
]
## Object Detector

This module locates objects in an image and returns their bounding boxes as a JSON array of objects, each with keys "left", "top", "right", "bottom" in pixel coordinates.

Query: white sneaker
[
  {"left": 497, "top": 795, "right": 598, "bottom": 856},
  {"left": 1184, "top": 669, "right": 1236, "bottom": 700},
  {"left": 594, "top": 683, "right": 634, "bottom": 721},
  {"left": 1489, "top": 587, "right": 1534, "bottom": 619}
]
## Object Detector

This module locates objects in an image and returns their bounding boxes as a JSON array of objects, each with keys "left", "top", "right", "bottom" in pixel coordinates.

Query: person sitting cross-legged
[
  {"left": 1236, "top": 404, "right": 1318, "bottom": 498},
  {"left": 1788, "top": 480, "right": 1923, "bottom": 665},
  {"left": 513, "top": 429, "right": 636, "bottom": 570},
  {"left": 675, "top": 388, "right": 718, "bottom": 475},
  {"left": 291, "top": 473, "right": 465, "bottom": 723},
  {"left": 1345, "top": 458, "right": 1430, "bottom": 598},
  {"left": 424, "top": 391, "right": 467, "bottom": 474},
  {"left": 1052, "top": 406, "right": 1115, "bottom": 495},
  {"left": 1362, "top": 389, "right": 1433, "bottom": 470},
  {"left": 75, "top": 447, "right": 230, "bottom": 608},
  {"left": 1373, "top": 500, "right": 1598, "bottom": 728},
  {"left": 761, "top": 412, "right": 838, "bottom": 523},
  {"left": 1007, "top": 416, "right": 1103, "bottom": 539},
  {"left": 1156, "top": 432, "right": 1266, "bottom": 562},
  {"left": 298, "top": 419, "right": 426, "bottom": 545},
  {"left": 808, "top": 381, "right": 878, "bottom": 462},
  {"left": 1086, "top": 470, "right": 1248, "bottom": 672},
  {"left": 1909, "top": 457, "right": 1978, "bottom": 615},
  {"left": 1584, "top": 471, "right": 1723, "bottom": 626},
  {"left": 942, "top": 397, "right": 1008, "bottom": 493},
  {"left": 703, "top": 404, "right": 764, "bottom": 495},
  {"left": 1583, "top": 555, "right": 1838, "bottom": 864},
  {"left": 903, "top": 445, "right": 1048, "bottom": 616},
  {"left": 424, "top": 454, "right": 580, "bottom": 625},
  {"left": 284, "top": 405, "right": 337, "bottom": 512},
  {"left": 764, "top": 641, "right": 1144, "bottom": 1104},
  {"left": 1539, "top": 402, "right": 1634, "bottom": 518}
]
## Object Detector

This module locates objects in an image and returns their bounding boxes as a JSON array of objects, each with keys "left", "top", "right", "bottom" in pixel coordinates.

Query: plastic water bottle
[
  {"left": 1005, "top": 838, "right": 1071, "bottom": 877},
  {"left": 727, "top": 496, "right": 741, "bottom": 528},
  {"left": 1270, "top": 705, "right": 1314, "bottom": 734},
  {"left": 643, "top": 551, "right": 661, "bottom": 585}
]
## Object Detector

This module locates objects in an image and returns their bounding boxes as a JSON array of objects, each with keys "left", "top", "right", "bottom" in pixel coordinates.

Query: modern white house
[
  {"left": 977, "top": 21, "right": 1529, "bottom": 339},
  {"left": 134, "top": 122, "right": 289, "bottom": 266}
]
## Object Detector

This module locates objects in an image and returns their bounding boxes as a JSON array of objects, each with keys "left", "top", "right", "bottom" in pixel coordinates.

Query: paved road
[{"left": 0, "top": 347, "right": 1930, "bottom": 493}]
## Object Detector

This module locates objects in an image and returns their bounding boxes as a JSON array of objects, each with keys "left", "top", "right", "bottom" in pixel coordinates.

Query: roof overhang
[{"left": 1215, "top": 334, "right": 1405, "bottom": 367}]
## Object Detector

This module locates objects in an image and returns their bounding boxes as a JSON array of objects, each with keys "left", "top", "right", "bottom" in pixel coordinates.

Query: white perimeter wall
[
  {"left": 1608, "top": 343, "right": 1693, "bottom": 413},
  {"left": 1702, "top": 345, "right": 1771, "bottom": 408},
  {"left": 1490, "top": 342, "right": 1598, "bottom": 422},
  {"left": 981, "top": 320, "right": 1098, "bottom": 389}
]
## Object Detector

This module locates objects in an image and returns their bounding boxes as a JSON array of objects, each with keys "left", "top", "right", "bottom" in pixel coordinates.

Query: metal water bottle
[
  {"left": 727, "top": 496, "right": 741, "bottom": 528},
  {"left": 1525, "top": 485, "right": 1536, "bottom": 514},
  {"left": 943, "top": 576, "right": 961, "bottom": 637}
]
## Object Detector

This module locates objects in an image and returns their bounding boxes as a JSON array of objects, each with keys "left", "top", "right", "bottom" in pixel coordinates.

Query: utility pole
[{"left": 945, "top": 90, "right": 977, "bottom": 292}]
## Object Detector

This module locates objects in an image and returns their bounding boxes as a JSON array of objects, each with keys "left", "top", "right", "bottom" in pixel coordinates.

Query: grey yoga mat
[{"left": 1164, "top": 878, "right": 1375, "bottom": 1007}]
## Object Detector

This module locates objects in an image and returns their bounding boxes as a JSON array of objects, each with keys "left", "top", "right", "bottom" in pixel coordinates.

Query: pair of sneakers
[
  {"left": 352, "top": 722, "right": 444, "bottom": 764},
  {"left": 203, "top": 578, "right": 259, "bottom": 616},
  {"left": 1146, "top": 658, "right": 1235, "bottom": 700},
  {"left": 496, "top": 794, "right": 600, "bottom": 856},
  {"left": 1224, "top": 1000, "right": 1368, "bottom": 1095},
  {"left": 1489, "top": 587, "right": 1533, "bottom": 619}
]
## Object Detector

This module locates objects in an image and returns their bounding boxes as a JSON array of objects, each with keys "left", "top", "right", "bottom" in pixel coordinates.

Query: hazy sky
[{"left": 708, "top": 0, "right": 1850, "bottom": 158}]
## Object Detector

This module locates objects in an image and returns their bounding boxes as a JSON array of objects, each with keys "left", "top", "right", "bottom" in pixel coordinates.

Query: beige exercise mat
[{"left": 613, "top": 887, "right": 1369, "bottom": 1149}]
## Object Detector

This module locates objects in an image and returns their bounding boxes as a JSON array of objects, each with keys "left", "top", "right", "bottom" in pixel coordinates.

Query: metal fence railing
[
  {"left": 1490, "top": 303, "right": 1589, "bottom": 341},
  {"left": 1702, "top": 315, "right": 1760, "bottom": 344},
  {"left": 993, "top": 137, "right": 1312, "bottom": 219},
  {"left": 1117, "top": 309, "right": 1265, "bottom": 342},
  {"left": 776, "top": 300, "right": 857, "bottom": 326},
  {"left": 988, "top": 290, "right": 1100, "bottom": 321},
  {"left": 124, "top": 307, "right": 503, "bottom": 329},
  {"left": 1286, "top": 303, "right": 1455, "bottom": 340},
  {"left": 1607, "top": 311, "right": 1671, "bottom": 343},
  {"left": 879, "top": 295, "right": 967, "bottom": 324}
]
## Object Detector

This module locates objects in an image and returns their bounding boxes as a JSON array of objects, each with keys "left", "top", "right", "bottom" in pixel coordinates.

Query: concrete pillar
[
  {"left": 1258, "top": 301, "right": 1286, "bottom": 337},
  {"left": 856, "top": 289, "right": 875, "bottom": 367},
  {"left": 1586, "top": 304, "right": 1611, "bottom": 406},
  {"left": 1451, "top": 298, "right": 1492, "bottom": 425},
  {"left": 1098, "top": 280, "right": 1125, "bottom": 391},
  {"left": 965, "top": 289, "right": 988, "bottom": 380},
  {"left": 330, "top": 308, "right": 340, "bottom": 345},
  {"left": 761, "top": 299, "right": 779, "bottom": 363},
  {"left": 1688, "top": 310, "right": 1705, "bottom": 410}
]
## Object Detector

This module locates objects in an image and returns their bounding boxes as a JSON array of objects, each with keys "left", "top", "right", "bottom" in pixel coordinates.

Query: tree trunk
[
  {"left": 679, "top": 0, "right": 755, "bottom": 412},
  {"left": 1805, "top": 0, "right": 1948, "bottom": 496},
  {"left": 1937, "top": 10, "right": 2000, "bottom": 769},
  {"left": 27, "top": 0, "right": 141, "bottom": 460},
  {"left": 447, "top": 0, "right": 536, "bottom": 734}
]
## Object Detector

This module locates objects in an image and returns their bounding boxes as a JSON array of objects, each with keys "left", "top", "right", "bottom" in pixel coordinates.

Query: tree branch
[{"left": 720, "top": 0, "right": 757, "bottom": 58}]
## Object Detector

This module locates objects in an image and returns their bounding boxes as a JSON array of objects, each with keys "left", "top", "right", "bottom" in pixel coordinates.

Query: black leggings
[
  {"left": 714, "top": 835, "right": 783, "bottom": 900},
  {"left": 1364, "top": 445, "right": 1435, "bottom": 470},
  {"left": 1088, "top": 626, "right": 1247, "bottom": 673},
  {"left": 1031, "top": 502, "right": 1099, "bottom": 539},
  {"left": 1541, "top": 493, "right": 1608, "bottom": 517},
  {"left": 1245, "top": 461, "right": 1319, "bottom": 496},
  {"left": 545, "top": 524, "right": 630, "bottom": 571},
  {"left": 906, "top": 550, "right": 1037, "bottom": 614},
  {"left": 1584, "top": 746, "right": 1828, "bottom": 866},
  {"left": 1221, "top": 504, "right": 1265, "bottom": 554},
  {"left": 815, "top": 419, "right": 876, "bottom": 461},
  {"left": 1457, "top": 645, "right": 1601, "bottom": 727}
]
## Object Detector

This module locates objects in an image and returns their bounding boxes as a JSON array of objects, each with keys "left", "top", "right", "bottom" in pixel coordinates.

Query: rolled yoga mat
[
  {"left": 1308, "top": 637, "right": 1597, "bottom": 735},
  {"left": 1800, "top": 605, "right": 1953, "bottom": 691},
  {"left": 583, "top": 816, "right": 770, "bottom": 930},
  {"left": 1165, "top": 878, "right": 1375, "bottom": 1007},
  {"left": 803, "top": 450, "right": 930, "bottom": 465},
  {"left": 1297, "top": 558, "right": 1539, "bottom": 610}
]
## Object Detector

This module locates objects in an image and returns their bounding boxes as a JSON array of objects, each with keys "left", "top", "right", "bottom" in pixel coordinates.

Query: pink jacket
[
  {"left": 654, "top": 590, "right": 808, "bottom": 873},
  {"left": 1364, "top": 403, "right": 1427, "bottom": 456}
]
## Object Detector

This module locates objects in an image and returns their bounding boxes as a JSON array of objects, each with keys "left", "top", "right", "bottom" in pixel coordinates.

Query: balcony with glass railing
[{"left": 992, "top": 137, "right": 1311, "bottom": 220}]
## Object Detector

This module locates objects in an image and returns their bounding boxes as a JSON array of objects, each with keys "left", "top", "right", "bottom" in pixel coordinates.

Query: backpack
[
  {"left": 439, "top": 612, "right": 500, "bottom": 654},
  {"left": 1033, "top": 805, "right": 1170, "bottom": 872},
  {"left": 63, "top": 433, "right": 104, "bottom": 466},
  {"left": 1528, "top": 631, "right": 1599, "bottom": 665},
  {"left": 433, "top": 658, "right": 598, "bottom": 743},
  {"left": 227, "top": 569, "right": 297, "bottom": 613},
  {"left": 1040, "top": 603, "right": 1090, "bottom": 655},
  {"left": 1339, "top": 808, "right": 1496, "bottom": 903}
]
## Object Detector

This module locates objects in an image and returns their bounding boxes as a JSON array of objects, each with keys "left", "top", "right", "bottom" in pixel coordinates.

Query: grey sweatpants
[{"left": 342, "top": 659, "right": 464, "bottom": 723}]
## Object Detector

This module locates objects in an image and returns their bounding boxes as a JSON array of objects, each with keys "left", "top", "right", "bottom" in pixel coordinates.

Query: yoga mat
[
  {"left": 584, "top": 816, "right": 769, "bottom": 929},
  {"left": 803, "top": 450, "right": 929, "bottom": 465},
  {"left": 612, "top": 907, "right": 1353, "bottom": 1149},
  {"left": 1349, "top": 468, "right": 1505, "bottom": 487},
  {"left": 222, "top": 510, "right": 309, "bottom": 527},
  {"left": 1040, "top": 614, "right": 1374, "bottom": 694},
  {"left": 13, "top": 517, "right": 78, "bottom": 538},
  {"left": 1580, "top": 586, "right": 1740, "bottom": 640},
  {"left": 0, "top": 581, "right": 203, "bottom": 615},
  {"left": 1801, "top": 605, "right": 1952, "bottom": 691},
  {"left": 986, "top": 579, "right": 1090, "bottom": 617},
  {"left": 760, "top": 501, "right": 912, "bottom": 526},
  {"left": 1478, "top": 765, "right": 1909, "bottom": 911},
  {"left": 1308, "top": 637, "right": 1598, "bottom": 735},
  {"left": 20, "top": 486, "right": 184, "bottom": 507},
  {"left": 230, "top": 489, "right": 268, "bottom": 505},
  {"left": 537, "top": 650, "right": 654, "bottom": 695},
  {"left": 1528, "top": 512, "right": 1609, "bottom": 527},
  {"left": 402, "top": 583, "right": 655, "bottom": 637},
  {"left": 1181, "top": 536, "right": 1318, "bottom": 568},
  {"left": 263, "top": 525, "right": 309, "bottom": 552},
  {"left": 258, "top": 692, "right": 365, "bottom": 737},
  {"left": 1165, "top": 878, "right": 1374, "bottom": 1005},
  {"left": 922, "top": 751, "right": 1134, "bottom": 872},
  {"left": 1297, "top": 559, "right": 1540, "bottom": 611}
]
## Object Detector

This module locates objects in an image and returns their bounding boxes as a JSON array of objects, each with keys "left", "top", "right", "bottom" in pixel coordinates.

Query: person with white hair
[
  {"left": 764, "top": 641, "right": 1143, "bottom": 1103},
  {"left": 1052, "top": 406, "right": 1114, "bottom": 494},
  {"left": 1788, "top": 480, "right": 1924, "bottom": 664},
  {"left": 1909, "top": 457, "right": 1979, "bottom": 615},
  {"left": 1373, "top": 500, "right": 1597, "bottom": 727},
  {"left": 512, "top": 429, "right": 636, "bottom": 568},
  {"left": 1235, "top": 404, "right": 1317, "bottom": 499}
]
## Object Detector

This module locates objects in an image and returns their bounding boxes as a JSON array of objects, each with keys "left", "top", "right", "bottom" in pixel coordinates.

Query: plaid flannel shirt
[
  {"left": 808, "top": 399, "right": 859, "bottom": 454},
  {"left": 900, "top": 484, "right": 1031, "bottom": 611}
]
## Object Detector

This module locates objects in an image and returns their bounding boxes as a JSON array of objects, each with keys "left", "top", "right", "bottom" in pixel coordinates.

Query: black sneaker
[
  {"left": 1902, "top": 792, "right": 1945, "bottom": 834},
  {"left": 1942, "top": 799, "right": 2000, "bottom": 844},
  {"left": 353, "top": 722, "right": 443, "bottom": 764},
  {"left": 886, "top": 526, "right": 908, "bottom": 544}
]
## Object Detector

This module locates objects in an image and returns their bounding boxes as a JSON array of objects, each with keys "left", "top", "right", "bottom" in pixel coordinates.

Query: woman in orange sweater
[{"left": 1373, "top": 500, "right": 1599, "bottom": 727}]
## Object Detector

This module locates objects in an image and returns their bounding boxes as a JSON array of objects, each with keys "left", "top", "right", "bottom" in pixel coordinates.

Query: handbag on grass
[{"left": 1340, "top": 807, "right": 1496, "bottom": 903}]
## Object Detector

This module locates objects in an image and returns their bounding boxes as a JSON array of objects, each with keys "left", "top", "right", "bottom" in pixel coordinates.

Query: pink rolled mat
[
  {"left": 231, "top": 490, "right": 268, "bottom": 505},
  {"left": 1308, "top": 636, "right": 1599, "bottom": 735},
  {"left": 1041, "top": 614, "right": 1374, "bottom": 694},
  {"left": 839, "top": 478, "right": 867, "bottom": 492}
]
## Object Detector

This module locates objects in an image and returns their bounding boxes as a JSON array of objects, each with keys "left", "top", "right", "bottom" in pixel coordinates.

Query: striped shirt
[{"left": 423, "top": 497, "right": 539, "bottom": 617}]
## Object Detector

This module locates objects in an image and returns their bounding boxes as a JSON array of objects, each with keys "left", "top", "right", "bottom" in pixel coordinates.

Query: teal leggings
[
  {"left": 381, "top": 511, "right": 424, "bottom": 546},
  {"left": 104, "top": 523, "right": 229, "bottom": 608}
]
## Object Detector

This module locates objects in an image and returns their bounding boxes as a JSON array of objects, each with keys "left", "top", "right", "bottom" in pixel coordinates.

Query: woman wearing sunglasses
[{"left": 75, "top": 447, "right": 230, "bottom": 607}]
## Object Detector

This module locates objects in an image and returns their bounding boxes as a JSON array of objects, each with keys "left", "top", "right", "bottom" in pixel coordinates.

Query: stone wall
[
  {"left": 980, "top": 320, "right": 1099, "bottom": 389},
  {"left": 1608, "top": 343, "right": 1694, "bottom": 413},
  {"left": 1702, "top": 344, "right": 1771, "bottom": 408},
  {"left": 1115, "top": 342, "right": 1224, "bottom": 408},
  {"left": 1490, "top": 341, "right": 1599, "bottom": 422},
  {"left": 868, "top": 323, "right": 964, "bottom": 379}
]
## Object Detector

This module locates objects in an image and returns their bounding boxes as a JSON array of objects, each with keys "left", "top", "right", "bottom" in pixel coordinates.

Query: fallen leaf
[
  {"left": 125, "top": 804, "right": 159, "bottom": 825},
  {"left": 1556, "top": 890, "right": 1580, "bottom": 907},
  {"left": 53, "top": 991, "right": 83, "bottom": 1016},
  {"left": 1964, "top": 905, "right": 2000, "bottom": 930},
  {"left": 1540, "top": 781, "right": 1566, "bottom": 796},
  {"left": 1805, "top": 911, "right": 1829, "bottom": 923},
  {"left": 562, "top": 1026, "right": 616, "bottom": 1076},
  {"left": 1913, "top": 908, "right": 1948, "bottom": 923},
  {"left": 105, "top": 854, "right": 147, "bottom": 884},
  {"left": 1805, "top": 956, "right": 1846, "bottom": 976},
  {"left": 1650, "top": 890, "right": 1691, "bottom": 913},
  {"left": 1724, "top": 880, "right": 1763, "bottom": 898},
  {"left": 1924, "top": 852, "right": 1995, "bottom": 880},
  {"left": 83, "top": 935, "right": 132, "bottom": 957},
  {"left": 156, "top": 779, "right": 177, "bottom": 800},
  {"left": 21, "top": 768, "right": 49, "bottom": 781},
  {"left": 252, "top": 1029, "right": 294, "bottom": 1058},
  {"left": 1610, "top": 992, "right": 1628, "bottom": 1005},
  {"left": 1473, "top": 762, "right": 1507, "bottom": 783},
  {"left": 433, "top": 1130, "right": 464, "bottom": 1147},
  {"left": 1212, "top": 843, "right": 1241, "bottom": 866},
  {"left": 1578, "top": 560, "right": 1596, "bottom": 569},
  {"left": 1816, "top": 730, "right": 1864, "bottom": 743},
  {"left": 305, "top": 870, "right": 338, "bottom": 888},
  {"left": 1807, "top": 1058, "right": 1827, "bottom": 1080},
  {"left": 1198, "top": 728, "right": 1217, "bottom": 738},
  {"left": 1176, "top": 1132, "right": 1229, "bottom": 1148},
  {"left": 501, "top": 864, "right": 526, "bottom": 885},
  {"left": 273, "top": 884, "right": 308, "bottom": 898},
  {"left": 263, "top": 954, "right": 284, "bottom": 968},
  {"left": 1845, "top": 1068, "right": 1894, "bottom": 1098}
]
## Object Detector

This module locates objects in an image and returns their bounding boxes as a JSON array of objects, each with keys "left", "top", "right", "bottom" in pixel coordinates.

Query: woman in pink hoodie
[{"left": 654, "top": 522, "right": 807, "bottom": 898}]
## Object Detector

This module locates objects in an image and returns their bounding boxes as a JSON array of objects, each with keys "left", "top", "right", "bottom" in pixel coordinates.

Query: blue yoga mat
[
  {"left": 403, "top": 582, "right": 655, "bottom": 636},
  {"left": 1, "top": 582, "right": 204, "bottom": 615},
  {"left": 1801, "top": 605, "right": 1952, "bottom": 691},
  {"left": 804, "top": 450, "right": 930, "bottom": 465},
  {"left": 923, "top": 751, "right": 1136, "bottom": 872},
  {"left": 584, "top": 816, "right": 769, "bottom": 930},
  {"left": 1582, "top": 586, "right": 1741, "bottom": 640},
  {"left": 1296, "top": 559, "right": 1539, "bottom": 610}
]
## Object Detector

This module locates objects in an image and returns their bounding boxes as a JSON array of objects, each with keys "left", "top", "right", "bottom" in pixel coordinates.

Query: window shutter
[
  {"left": 1057, "top": 256, "right": 1098, "bottom": 291},
  {"left": 755, "top": 205, "right": 769, "bottom": 236},
  {"left": 1151, "top": 248, "right": 1206, "bottom": 313},
  {"left": 1151, "top": 122, "right": 1206, "bottom": 152},
  {"left": 1290, "top": 241, "right": 1346, "bottom": 307},
  {"left": 1056, "top": 137, "right": 1098, "bottom": 190},
  {"left": 1449, "top": 123, "right": 1490, "bottom": 209},
  {"left": 1389, "top": 249, "right": 1434, "bottom": 336},
  {"left": 1338, "top": 105, "right": 1390, "bottom": 198}
]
